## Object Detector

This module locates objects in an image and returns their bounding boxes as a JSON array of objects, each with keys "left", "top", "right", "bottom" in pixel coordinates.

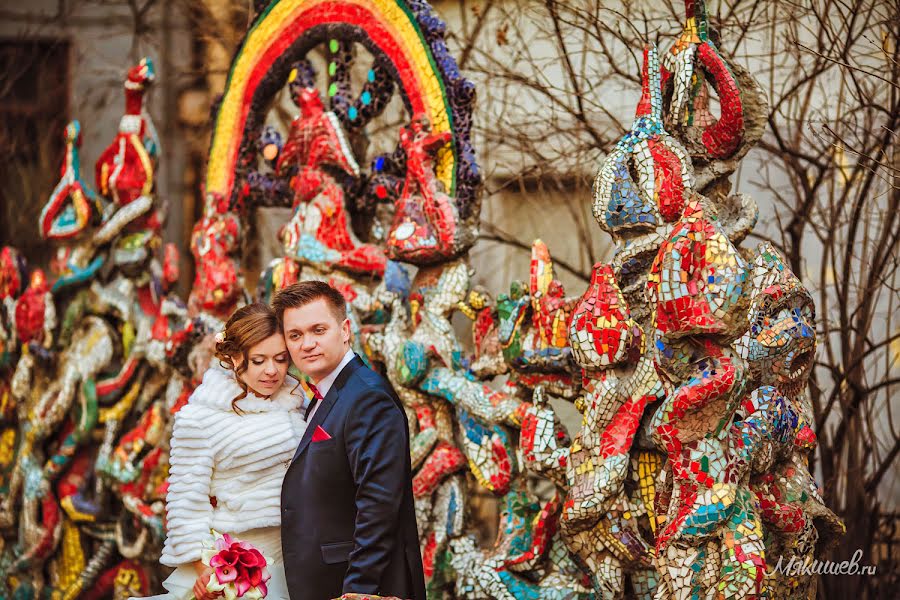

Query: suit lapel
[
  {"left": 290, "top": 355, "right": 364, "bottom": 464},
  {"left": 291, "top": 385, "right": 339, "bottom": 463}
]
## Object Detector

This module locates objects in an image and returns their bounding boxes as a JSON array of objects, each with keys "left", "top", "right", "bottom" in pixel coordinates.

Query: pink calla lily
[
  {"left": 234, "top": 576, "right": 252, "bottom": 597},
  {"left": 215, "top": 565, "right": 238, "bottom": 584},
  {"left": 246, "top": 566, "right": 262, "bottom": 587},
  {"left": 210, "top": 550, "right": 239, "bottom": 568},
  {"left": 238, "top": 551, "right": 262, "bottom": 569},
  {"left": 257, "top": 582, "right": 268, "bottom": 597},
  {"left": 214, "top": 532, "right": 236, "bottom": 552}
]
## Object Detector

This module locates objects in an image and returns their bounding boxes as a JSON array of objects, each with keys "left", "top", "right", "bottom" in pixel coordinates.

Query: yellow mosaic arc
[{"left": 205, "top": 0, "right": 456, "bottom": 205}]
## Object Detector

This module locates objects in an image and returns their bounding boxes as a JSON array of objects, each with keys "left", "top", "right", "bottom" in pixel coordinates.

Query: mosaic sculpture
[
  {"left": 274, "top": 73, "right": 386, "bottom": 276},
  {"left": 39, "top": 121, "right": 101, "bottom": 241},
  {"left": 1, "top": 1, "right": 842, "bottom": 599},
  {"left": 740, "top": 245, "right": 843, "bottom": 598},
  {"left": 182, "top": 1, "right": 840, "bottom": 598},
  {"left": 0, "top": 57, "right": 196, "bottom": 600},
  {"left": 185, "top": 3, "right": 490, "bottom": 594},
  {"left": 647, "top": 198, "right": 766, "bottom": 598},
  {"left": 515, "top": 45, "right": 687, "bottom": 598},
  {"left": 517, "top": 15, "right": 837, "bottom": 600},
  {"left": 660, "top": 0, "right": 767, "bottom": 192}
]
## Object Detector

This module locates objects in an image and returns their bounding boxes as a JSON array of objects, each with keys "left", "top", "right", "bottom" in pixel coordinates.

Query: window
[{"left": 0, "top": 38, "right": 70, "bottom": 261}]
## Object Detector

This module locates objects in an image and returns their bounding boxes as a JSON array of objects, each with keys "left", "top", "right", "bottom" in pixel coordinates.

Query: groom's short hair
[{"left": 272, "top": 280, "right": 348, "bottom": 324}]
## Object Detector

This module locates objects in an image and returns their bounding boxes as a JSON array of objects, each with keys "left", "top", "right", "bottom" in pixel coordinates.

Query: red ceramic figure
[
  {"left": 14, "top": 269, "right": 53, "bottom": 346},
  {"left": 94, "top": 57, "right": 159, "bottom": 233},
  {"left": 387, "top": 115, "right": 459, "bottom": 264},
  {"left": 188, "top": 202, "right": 242, "bottom": 319},
  {"left": 0, "top": 247, "right": 23, "bottom": 302},
  {"left": 276, "top": 84, "right": 385, "bottom": 276}
]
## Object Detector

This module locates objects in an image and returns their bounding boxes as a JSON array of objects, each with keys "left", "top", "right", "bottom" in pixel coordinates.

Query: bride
[{"left": 146, "top": 303, "right": 306, "bottom": 600}]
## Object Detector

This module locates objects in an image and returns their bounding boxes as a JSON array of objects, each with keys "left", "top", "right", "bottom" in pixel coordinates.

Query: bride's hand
[{"left": 192, "top": 562, "right": 220, "bottom": 600}]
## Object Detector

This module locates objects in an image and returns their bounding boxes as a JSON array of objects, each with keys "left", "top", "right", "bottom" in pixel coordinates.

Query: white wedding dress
[{"left": 135, "top": 366, "right": 308, "bottom": 600}]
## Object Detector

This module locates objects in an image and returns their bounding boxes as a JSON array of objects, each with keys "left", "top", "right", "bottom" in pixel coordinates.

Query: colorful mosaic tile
[
  {"left": 0, "top": 2, "right": 844, "bottom": 598},
  {"left": 661, "top": 0, "right": 746, "bottom": 160},
  {"left": 0, "top": 57, "right": 188, "bottom": 599}
]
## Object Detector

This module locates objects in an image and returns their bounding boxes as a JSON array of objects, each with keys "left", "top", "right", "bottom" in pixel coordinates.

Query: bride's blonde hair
[{"left": 214, "top": 303, "right": 283, "bottom": 413}]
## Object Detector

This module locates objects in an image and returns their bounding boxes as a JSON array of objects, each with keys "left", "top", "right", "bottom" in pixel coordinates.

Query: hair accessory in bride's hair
[{"left": 214, "top": 330, "right": 226, "bottom": 344}]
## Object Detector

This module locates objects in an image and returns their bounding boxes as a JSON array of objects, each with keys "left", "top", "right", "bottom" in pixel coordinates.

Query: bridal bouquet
[{"left": 197, "top": 530, "right": 272, "bottom": 600}]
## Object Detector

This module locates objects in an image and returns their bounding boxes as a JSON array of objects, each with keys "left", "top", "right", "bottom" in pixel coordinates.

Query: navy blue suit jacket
[{"left": 281, "top": 355, "right": 425, "bottom": 600}]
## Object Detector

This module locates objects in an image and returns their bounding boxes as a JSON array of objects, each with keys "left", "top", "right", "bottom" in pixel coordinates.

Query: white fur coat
[{"left": 160, "top": 366, "right": 307, "bottom": 566}]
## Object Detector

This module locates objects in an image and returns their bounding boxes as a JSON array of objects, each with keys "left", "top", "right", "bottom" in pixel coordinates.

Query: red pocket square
[{"left": 311, "top": 425, "right": 332, "bottom": 442}]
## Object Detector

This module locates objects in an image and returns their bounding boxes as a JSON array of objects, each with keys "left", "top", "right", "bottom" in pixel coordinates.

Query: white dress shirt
[{"left": 306, "top": 348, "right": 355, "bottom": 422}]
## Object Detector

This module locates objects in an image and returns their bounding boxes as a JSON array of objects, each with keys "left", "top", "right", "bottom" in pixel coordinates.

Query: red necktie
[{"left": 304, "top": 382, "right": 323, "bottom": 420}]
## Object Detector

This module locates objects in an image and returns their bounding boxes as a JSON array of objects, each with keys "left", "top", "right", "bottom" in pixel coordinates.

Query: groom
[{"left": 274, "top": 281, "right": 426, "bottom": 600}]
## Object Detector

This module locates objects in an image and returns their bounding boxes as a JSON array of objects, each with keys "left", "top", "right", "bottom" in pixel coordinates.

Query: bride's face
[{"left": 237, "top": 333, "right": 290, "bottom": 397}]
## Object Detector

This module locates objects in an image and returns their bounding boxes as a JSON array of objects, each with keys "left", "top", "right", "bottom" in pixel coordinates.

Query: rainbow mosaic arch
[{"left": 205, "top": 0, "right": 480, "bottom": 215}]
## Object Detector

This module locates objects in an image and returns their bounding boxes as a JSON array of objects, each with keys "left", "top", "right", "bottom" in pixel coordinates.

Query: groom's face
[{"left": 282, "top": 298, "right": 351, "bottom": 383}]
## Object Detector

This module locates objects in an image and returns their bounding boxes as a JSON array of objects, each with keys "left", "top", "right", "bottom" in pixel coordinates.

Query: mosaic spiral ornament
[
  {"left": 592, "top": 45, "right": 695, "bottom": 310},
  {"left": 661, "top": 0, "right": 746, "bottom": 161},
  {"left": 648, "top": 199, "right": 749, "bottom": 339},
  {"left": 40, "top": 121, "right": 99, "bottom": 240}
]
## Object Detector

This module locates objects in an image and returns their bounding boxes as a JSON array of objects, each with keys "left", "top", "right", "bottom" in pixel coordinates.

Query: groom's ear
[{"left": 341, "top": 317, "right": 351, "bottom": 343}]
